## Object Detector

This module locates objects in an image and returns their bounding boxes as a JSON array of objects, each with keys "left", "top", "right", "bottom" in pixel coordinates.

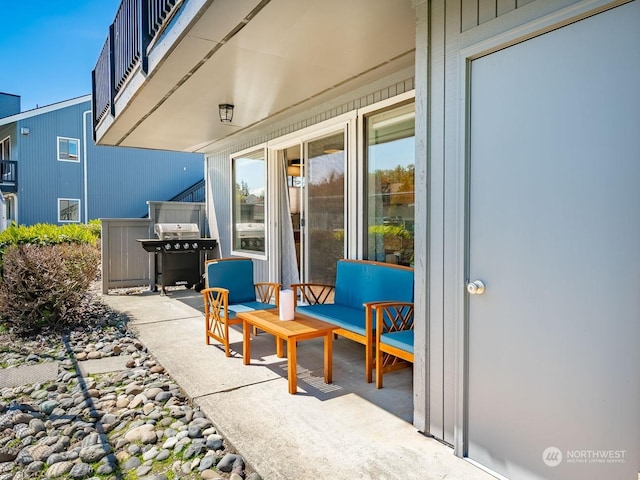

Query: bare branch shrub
[{"left": 0, "top": 243, "right": 100, "bottom": 334}]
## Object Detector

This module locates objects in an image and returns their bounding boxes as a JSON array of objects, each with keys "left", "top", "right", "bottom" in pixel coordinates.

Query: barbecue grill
[{"left": 137, "top": 223, "right": 217, "bottom": 294}]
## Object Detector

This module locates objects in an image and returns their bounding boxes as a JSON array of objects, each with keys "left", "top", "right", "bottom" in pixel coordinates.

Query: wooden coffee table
[{"left": 236, "top": 309, "right": 338, "bottom": 394}]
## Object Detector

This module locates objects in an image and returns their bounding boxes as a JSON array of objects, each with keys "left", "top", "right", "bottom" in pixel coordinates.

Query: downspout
[{"left": 82, "top": 110, "right": 91, "bottom": 224}]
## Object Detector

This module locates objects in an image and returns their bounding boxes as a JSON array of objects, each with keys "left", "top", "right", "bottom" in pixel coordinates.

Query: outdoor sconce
[{"left": 218, "top": 104, "right": 234, "bottom": 124}]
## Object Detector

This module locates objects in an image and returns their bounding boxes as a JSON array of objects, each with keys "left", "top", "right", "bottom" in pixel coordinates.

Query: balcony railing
[
  {"left": 0, "top": 160, "right": 18, "bottom": 193},
  {"left": 92, "top": 0, "right": 182, "bottom": 137}
]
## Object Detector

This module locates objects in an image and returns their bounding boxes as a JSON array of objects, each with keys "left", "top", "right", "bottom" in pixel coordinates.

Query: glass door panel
[{"left": 304, "top": 132, "right": 345, "bottom": 284}]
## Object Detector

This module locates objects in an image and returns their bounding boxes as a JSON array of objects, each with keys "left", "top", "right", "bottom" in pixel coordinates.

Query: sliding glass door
[
  {"left": 279, "top": 130, "right": 346, "bottom": 285},
  {"left": 304, "top": 132, "right": 345, "bottom": 283}
]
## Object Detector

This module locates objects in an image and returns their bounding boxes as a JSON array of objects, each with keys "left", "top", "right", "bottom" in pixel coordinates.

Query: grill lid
[{"left": 154, "top": 223, "right": 201, "bottom": 240}]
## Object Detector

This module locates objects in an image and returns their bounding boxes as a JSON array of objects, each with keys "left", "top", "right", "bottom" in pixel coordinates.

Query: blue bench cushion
[
  {"left": 334, "top": 260, "right": 414, "bottom": 311},
  {"left": 226, "top": 301, "right": 275, "bottom": 319},
  {"left": 206, "top": 259, "right": 256, "bottom": 304},
  {"left": 380, "top": 330, "right": 414, "bottom": 354},
  {"left": 297, "top": 304, "right": 370, "bottom": 337}
]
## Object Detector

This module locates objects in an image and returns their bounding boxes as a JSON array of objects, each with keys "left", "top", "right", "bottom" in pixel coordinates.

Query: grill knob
[
  {"left": 174, "top": 243, "right": 181, "bottom": 249},
  {"left": 192, "top": 242, "right": 198, "bottom": 249},
  {"left": 183, "top": 242, "right": 190, "bottom": 249},
  {"left": 164, "top": 243, "right": 172, "bottom": 250}
]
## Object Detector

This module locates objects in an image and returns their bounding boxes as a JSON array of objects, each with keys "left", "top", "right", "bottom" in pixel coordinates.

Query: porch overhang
[{"left": 94, "top": 0, "right": 415, "bottom": 153}]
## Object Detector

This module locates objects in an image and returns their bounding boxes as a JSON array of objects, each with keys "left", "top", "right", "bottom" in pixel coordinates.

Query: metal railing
[
  {"left": 149, "top": 0, "right": 179, "bottom": 37},
  {"left": 92, "top": 0, "right": 183, "bottom": 137},
  {"left": 0, "top": 160, "right": 18, "bottom": 193},
  {"left": 170, "top": 178, "right": 205, "bottom": 203}
]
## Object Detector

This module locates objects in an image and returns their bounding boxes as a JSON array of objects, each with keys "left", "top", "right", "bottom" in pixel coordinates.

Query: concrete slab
[
  {"left": 100, "top": 289, "right": 494, "bottom": 480},
  {"left": 0, "top": 362, "right": 58, "bottom": 388},
  {"left": 77, "top": 355, "right": 134, "bottom": 376}
]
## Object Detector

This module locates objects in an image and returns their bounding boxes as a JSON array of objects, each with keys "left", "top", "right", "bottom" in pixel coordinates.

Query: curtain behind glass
[{"left": 279, "top": 157, "right": 300, "bottom": 288}]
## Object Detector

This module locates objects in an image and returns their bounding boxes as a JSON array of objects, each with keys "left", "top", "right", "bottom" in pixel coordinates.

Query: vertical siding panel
[
  {"left": 413, "top": 0, "right": 432, "bottom": 436},
  {"left": 443, "top": 0, "right": 465, "bottom": 448},
  {"left": 478, "top": 0, "right": 497, "bottom": 24},
  {"left": 497, "top": 0, "right": 517, "bottom": 16},
  {"left": 424, "top": 0, "right": 448, "bottom": 443},
  {"left": 461, "top": 0, "right": 479, "bottom": 32}
]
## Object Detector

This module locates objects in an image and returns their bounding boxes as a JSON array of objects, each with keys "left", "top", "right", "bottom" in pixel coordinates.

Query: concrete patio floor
[{"left": 100, "top": 287, "right": 494, "bottom": 480}]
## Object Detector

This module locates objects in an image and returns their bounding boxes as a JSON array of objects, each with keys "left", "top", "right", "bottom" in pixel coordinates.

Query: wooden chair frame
[
  {"left": 374, "top": 302, "right": 414, "bottom": 389},
  {"left": 203, "top": 258, "right": 280, "bottom": 356}
]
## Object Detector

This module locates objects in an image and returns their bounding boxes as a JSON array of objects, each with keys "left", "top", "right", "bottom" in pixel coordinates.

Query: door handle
[{"left": 466, "top": 280, "right": 486, "bottom": 295}]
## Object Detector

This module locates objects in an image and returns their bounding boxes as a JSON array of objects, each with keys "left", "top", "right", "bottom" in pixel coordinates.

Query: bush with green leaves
[{"left": 0, "top": 223, "right": 101, "bottom": 334}]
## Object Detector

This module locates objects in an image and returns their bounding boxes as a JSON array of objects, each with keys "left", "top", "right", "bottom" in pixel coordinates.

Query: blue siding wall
[
  {"left": 85, "top": 117, "right": 204, "bottom": 220},
  {"left": 15, "top": 100, "right": 203, "bottom": 225},
  {"left": 0, "top": 93, "right": 20, "bottom": 119}
]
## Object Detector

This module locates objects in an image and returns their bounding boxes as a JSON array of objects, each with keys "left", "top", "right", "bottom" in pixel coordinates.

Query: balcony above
[
  {"left": 92, "top": 0, "right": 415, "bottom": 153},
  {"left": 0, "top": 160, "right": 18, "bottom": 193}
]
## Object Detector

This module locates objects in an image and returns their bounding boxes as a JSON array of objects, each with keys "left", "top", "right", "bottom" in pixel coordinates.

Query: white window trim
[
  {"left": 0, "top": 136, "right": 10, "bottom": 160},
  {"left": 57, "top": 136, "right": 80, "bottom": 162},
  {"left": 358, "top": 93, "right": 416, "bottom": 262},
  {"left": 230, "top": 144, "right": 268, "bottom": 260},
  {"left": 58, "top": 198, "right": 81, "bottom": 223}
]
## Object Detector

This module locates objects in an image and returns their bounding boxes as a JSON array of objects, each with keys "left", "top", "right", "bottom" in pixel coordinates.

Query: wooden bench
[{"left": 292, "top": 259, "right": 414, "bottom": 383}]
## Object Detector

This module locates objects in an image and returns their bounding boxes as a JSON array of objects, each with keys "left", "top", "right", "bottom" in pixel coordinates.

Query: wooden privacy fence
[
  {"left": 101, "top": 201, "right": 209, "bottom": 293},
  {"left": 101, "top": 218, "right": 151, "bottom": 293}
]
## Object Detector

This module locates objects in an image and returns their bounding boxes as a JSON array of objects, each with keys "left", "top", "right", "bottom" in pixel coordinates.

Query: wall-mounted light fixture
[
  {"left": 218, "top": 104, "right": 234, "bottom": 124},
  {"left": 20, "top": 127, "right": 30, "bottom": 136}
]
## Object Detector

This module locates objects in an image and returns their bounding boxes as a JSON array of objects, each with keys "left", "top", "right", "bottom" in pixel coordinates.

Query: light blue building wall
[
  {"left": 0, "top": 95, "right": 204, "bottom": 225},
  {"left": 0, "top": 93, "right": 20, "bottom": 119}
]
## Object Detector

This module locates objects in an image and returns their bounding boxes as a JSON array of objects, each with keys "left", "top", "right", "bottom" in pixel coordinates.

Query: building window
[
  {"left": 0, "top": 136, "right": 10, "bottom": 160},
  {"left": 231, "top": 149, "right": 266, "bottom": 258},
  {"left": 57, "top": 137, "right": 80, "bottom": 162},
  {"left": 365, "top": 103, "right": 415, "bottom": 266},
  {"left": 58, "top": 198, "right": 80, "bottom": 222}
]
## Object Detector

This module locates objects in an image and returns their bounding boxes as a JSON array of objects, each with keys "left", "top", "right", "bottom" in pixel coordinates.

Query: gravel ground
[{"left": 0, "top": 285, "right": 263, "bottom": 480}]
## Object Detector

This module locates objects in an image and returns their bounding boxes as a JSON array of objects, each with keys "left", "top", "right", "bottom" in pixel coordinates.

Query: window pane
[
  {"left": 59, "top": 199, "right": 80, "bottom": 222},
  {"left": 59, "top": 139, "right": 69, "bottom": 159},
  {"left": 366, "top": 103, "right": 415, "bottom": 266},
  {"left": 68, "top": 140, "right": 78, "bottom": 159},
  {"left": 232, "top": 150, "right": 265, "bottom": 254},
  {"left": 58, "top": 138, "right": 79, "bottom": 161}
]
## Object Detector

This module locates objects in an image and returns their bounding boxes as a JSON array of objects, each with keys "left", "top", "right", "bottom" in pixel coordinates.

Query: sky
[{"left": 1, "top": 1, "right": 121, "bottom": 112}]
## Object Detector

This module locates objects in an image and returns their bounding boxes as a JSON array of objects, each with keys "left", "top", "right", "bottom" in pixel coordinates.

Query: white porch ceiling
[{"left": 99, "top": 0, "right": 415, "bottom": 152}]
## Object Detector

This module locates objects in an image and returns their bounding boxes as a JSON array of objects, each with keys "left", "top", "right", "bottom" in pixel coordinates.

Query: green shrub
[
  {"left": 0, "top": 222, "right": 99, "bottom": 248},
  {"left": 0, "top": 243, "right": 100, "bottom": 334},
  {"left": 86, "top": 219, "right": 102, "bottom": 239},
  {"left": 0, "top": 223, "right": 99, "bottom": 271}
]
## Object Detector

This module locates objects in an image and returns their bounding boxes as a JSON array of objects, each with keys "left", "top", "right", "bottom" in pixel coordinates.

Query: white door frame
[{"left": 266, "top": 112, "right": 357, "bottom": 282}]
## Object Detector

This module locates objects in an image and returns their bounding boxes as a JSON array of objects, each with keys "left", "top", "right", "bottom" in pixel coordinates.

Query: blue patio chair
[{"left": 202, "top": 257, "right": 280, "bottom": 356}]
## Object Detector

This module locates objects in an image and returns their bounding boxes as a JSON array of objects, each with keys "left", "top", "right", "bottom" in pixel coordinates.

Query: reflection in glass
[
  {"left": 366, "top": 103, "right": 415, "bottom": 266},
  {"left": 232, "top": 150, "right": 266, "bottom": 254},
  {"left": 59, "top": 199, "right": 80, "bottom": 222},
  {"left": 306, "top": 132, "right": 345, "bottom": 283}
]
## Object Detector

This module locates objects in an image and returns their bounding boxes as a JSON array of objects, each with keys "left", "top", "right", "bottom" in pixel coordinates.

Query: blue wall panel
[
  {"left": 0, "top": 93, "right": 20, "bottom": 119},
  {"left": 11, "top": 99, "right": 204, "bottom": 225}
]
